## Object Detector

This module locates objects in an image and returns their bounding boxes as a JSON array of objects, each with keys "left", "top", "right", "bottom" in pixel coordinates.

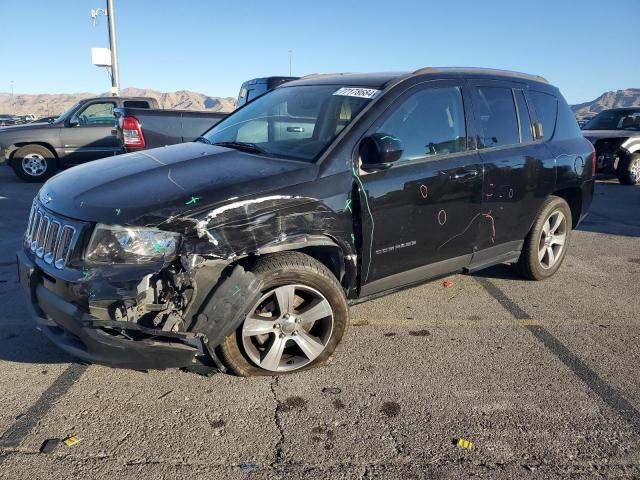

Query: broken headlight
[{"left": 85, "top": 224, "right": 181, "bottom": 265}]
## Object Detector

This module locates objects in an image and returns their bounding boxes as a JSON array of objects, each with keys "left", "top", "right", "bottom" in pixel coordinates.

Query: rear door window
[
  {"left": 514, "top": 90, "right": 533, "bottom": 142},
  {"left": 375, "top": 86, "right": 467, "bottom": 162},
  {"left": 473, "top": 86, "right": 520, "bottom": 148},
  {"left": 529, "top": 91, "right": 558, "bottom": 141}
]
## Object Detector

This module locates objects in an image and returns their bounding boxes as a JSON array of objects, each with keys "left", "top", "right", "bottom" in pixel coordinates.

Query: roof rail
[
  {"left": 411, "top": 67, "right": 549, "bottom": 84},
  {"left": 300, "top": 72, "right": 356, "bottom": 79}
]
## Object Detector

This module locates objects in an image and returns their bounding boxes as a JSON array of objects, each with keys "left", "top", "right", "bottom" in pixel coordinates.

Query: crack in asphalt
[
  {"left": 475, "top": 276, "right": 640, "bottom": 436},
  {"left": 269, "top": 376, "right": 286, "bottom": 468}
]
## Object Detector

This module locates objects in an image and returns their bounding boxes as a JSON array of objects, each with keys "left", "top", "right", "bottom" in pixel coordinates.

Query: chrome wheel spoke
[
  {"left": 260, "top": 335, "right": 287, "bottom": 371},
  {"left": 542, "top": 220, "right": 551, "bottom": 236},
  {"left": 294, "top": 330, "right": 325, "bottom": 360},
  {"left": 549, "top": 213, "right": 563, "bottom": 234},
  {"left": 538, "top": 244, "right": 547, "bottom": 262},
  {"left": 297, "top": 298, "right": 331, "bottom": 328},
  {"left": 546, "top": 246, "right": 556, "bottom": 266},
  {"left": 242, "top": 315, "right": 276, "bottom": 337},
  {"left": 551, "top": 233, "right": 566, "bottom": 247},
  {"left": 274, "top": 285, "right": 296, "bottom": 315}
]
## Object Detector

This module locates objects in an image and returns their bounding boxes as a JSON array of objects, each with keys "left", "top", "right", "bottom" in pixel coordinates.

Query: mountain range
[
  {"left": 0, "top": 87, "right": 237, "bottom": 117},
  {"left": 0, "top": 86, "right": 638, "bottom": 120},
  {"left": 571, "top": 88, "right": 640, "bottom": 119}
]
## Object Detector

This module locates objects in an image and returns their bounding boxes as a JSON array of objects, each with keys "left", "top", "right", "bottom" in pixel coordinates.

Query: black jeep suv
[
  {"left": 17, "top": 68, "right": 594, "bottom": 376},
  {"left": 581, "top": 107, "right": 640, "bottom": 185}
]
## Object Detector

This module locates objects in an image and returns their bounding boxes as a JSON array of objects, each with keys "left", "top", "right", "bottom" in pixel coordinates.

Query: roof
[{"left": 286, "top": 67, "right": 549, "bottom": 89}]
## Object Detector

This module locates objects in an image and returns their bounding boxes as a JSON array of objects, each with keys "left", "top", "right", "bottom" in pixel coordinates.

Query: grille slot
[{"left": 24, "top": 203, "right": 80, "bottom": 270}]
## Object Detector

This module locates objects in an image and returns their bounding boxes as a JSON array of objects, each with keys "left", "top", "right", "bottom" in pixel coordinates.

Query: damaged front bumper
[{"left": 17, "top": 249, "right": 209, "bottom": 370}]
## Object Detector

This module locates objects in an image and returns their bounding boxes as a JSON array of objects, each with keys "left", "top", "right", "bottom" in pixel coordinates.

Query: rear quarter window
[
  {"left": 554, "top": 95, "right": 583, "bottom": 140},
  {"left": 529, "top": 91, "right": 557, "bottom": 141}
]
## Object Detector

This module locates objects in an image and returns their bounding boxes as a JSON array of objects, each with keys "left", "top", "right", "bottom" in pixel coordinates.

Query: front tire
[
  {"left": 218, "top": 252, "right": 349, "bottom": 376},
  {"left": 514, "top": 196, "right": 572, "bottom": 281},
  {"left": 11, "top": 144, "right": 58, "bottom": 182},
  {"left": 617, "top": 153, "right": 640, "bottom": 186}
]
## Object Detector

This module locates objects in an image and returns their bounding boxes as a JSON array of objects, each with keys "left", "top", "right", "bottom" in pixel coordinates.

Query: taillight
[
  {"left": 122, "top": 116, "right": 145, "bottom": 148},
  {"left": 590, "top": 143, "right": 596, "bottom": 177}
]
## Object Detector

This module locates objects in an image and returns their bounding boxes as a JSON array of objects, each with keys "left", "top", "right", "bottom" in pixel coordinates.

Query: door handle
[{"left": 450, "top": 169, "right": 478, "bottom": 180}]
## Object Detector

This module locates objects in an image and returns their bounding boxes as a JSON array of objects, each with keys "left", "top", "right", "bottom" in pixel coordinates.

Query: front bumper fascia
[{"left": 17, "top": 249, "right": 205, "bottom": 370}]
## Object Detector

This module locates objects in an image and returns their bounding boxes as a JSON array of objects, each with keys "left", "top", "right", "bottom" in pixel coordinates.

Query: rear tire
[
  {"left": 514, "top": 196, "right": 572, "bottom": 281},
  {"left": 11, "top": 144, "right": 58, "bottom": 182},
  {"left": 617, "top": 153, "right": 640, "bottom": 185},
  {"left": 218, "top": 252, "right": 349, "bottom": 376}
]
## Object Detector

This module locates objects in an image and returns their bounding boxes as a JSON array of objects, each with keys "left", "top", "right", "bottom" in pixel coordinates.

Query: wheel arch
[
  {"left": 552, "top": 187, "right": 582, "bottom": 228},
  {"left": 230, "top": 234, "right": 355, "bottom": 295},
  {"left": 8, "top": 142, "right": 58, "bottom": 160}
]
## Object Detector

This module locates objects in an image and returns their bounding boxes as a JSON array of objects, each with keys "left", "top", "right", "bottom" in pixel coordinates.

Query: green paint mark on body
[
  {"left": 186, "top": 196, "right": 200, "bottom": 205},
  {"left": 345, "top": 198, "right": 352, "bottom": 213},
  {"left": 232, "top": 286, "right": 241, "bottom": 296},
  {"left": 82, "top": 270, "right": 89, "bottom": 280},
  {"left": 115, "top": 208, "right": 121, "bottom": 216}
]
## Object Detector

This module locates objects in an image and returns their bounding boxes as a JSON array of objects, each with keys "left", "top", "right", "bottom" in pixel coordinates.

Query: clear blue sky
[{"left": 1, "top": 0, "right": 637, "bottom": 104}]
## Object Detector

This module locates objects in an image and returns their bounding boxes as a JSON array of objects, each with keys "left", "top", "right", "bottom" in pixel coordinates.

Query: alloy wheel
[
  {"left": 21, "top": 153, "right": 47, "bottom": 176},
  {"left": 241, "top": 284, "right": 334, "bottom": 372},
  {"left": 538, "top": 210, "right": 567, "bottom": 269}
]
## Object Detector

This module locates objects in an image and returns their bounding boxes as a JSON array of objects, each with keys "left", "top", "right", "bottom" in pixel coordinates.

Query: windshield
[
  {"left": 583, "top": 110, "right": 640, "bottom": 131},
  {"left": 55, "top": 102, "right": 81, "bottom": 123},
  {"left": 202, "top": 85, "right": 376, "bottom": 162}
]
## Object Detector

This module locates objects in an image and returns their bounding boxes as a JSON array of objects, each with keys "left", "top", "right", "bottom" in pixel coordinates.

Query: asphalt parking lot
[{"left": 0, "top": 166, "right": 638, "bottom": 479}]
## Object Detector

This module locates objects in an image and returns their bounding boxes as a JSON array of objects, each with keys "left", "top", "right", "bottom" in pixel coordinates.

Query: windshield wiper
[
  {"left": 194, "top": 136, "right": 212, "bottom": 145},
  {"left": 212, "top": 141, "right": 266, "bottom": 154}
]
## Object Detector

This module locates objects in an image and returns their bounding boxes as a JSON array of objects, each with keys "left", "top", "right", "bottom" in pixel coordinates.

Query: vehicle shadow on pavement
[
  {"left": 576, "top": 180, "right": 640, "bottom": 238},
  {"left": 469, "top": 263, "right": 521, "bottom": 281}
]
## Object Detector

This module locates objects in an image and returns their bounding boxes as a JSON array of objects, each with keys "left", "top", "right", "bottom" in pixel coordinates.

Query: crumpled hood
[{"left": 40, "top": 142, "right": 317, "bottom": 227}]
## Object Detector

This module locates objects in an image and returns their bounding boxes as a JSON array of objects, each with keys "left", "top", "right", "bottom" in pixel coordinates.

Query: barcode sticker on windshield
[{"left": 333, "top": 87, "right": 381, "bottom": 99}]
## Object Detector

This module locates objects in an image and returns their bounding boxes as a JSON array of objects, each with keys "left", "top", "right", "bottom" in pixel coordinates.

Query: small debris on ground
[
  {"left": 452, "top": 437, "right": 473, "bottom": 449},
  {"left": 443, "top": 280, "right": 454, "bottom": 288},
  {"left": 158, "top": 390, "right": 173, "bottom": 399},
  {"left": 409, "top": 329, "right": 431, "bottom": 337},
  {"left": 39, "top": 439, "right": 60, "bottom": 454},
  {"left": 381, "top": 401, "right": 401, "bottom": 417},
  {"left": 62, "top": 435, "right": 81, "bottom": 447},
  {"left": 239, "top": 463, "right": 259, "bottom": 472},
  {"left": 322, "top": 387, "right": 342, "bottom": 395}
]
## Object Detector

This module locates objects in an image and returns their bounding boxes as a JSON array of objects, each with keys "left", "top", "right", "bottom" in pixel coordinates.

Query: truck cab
[{"left": 1, "top": 96, "right": 157, "bottom": 182}]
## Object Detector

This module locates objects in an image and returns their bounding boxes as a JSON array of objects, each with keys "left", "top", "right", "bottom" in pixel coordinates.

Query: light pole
[
  {"left": 10, "top": 81, "right": 14, "bottom": 114},
  {"left": 106, "top": 0, "right": 120, "bottom": 96},
  {"left": 289, "top": 50, "right": 292, "bottom": 76},
  {"left": 91, "top": 0, "right": 120, "bottom": 96}
]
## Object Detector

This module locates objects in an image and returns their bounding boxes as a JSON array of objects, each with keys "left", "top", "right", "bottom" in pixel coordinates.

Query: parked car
[
  {"left": 114, "top": 107, "right": 227, "bottom": 153},
  {"left": 237, "top": 76, "right": 298, "bottom": 107},
  {"left": 581, "top": 107, "right": 640, "bottom": 185},
  {"left": 17, "top": 68, "right": 594, "bottom": 376},
  {"left": 0, "top": 96, "right": 158, "bottom": 182},
  {"left": 0, "top": 114, "right": 23, "bottom": 127}
]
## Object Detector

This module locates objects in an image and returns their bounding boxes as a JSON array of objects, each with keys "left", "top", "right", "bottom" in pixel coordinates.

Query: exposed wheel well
[
  {"left": 9, "top": 142, "right": 58, "bottom": 160},
  {"left": 552, "top": 187, "right": 582, "bottom": 228},
  {"left": 236, "top": 245, "right": 347, "bottom": 289}
]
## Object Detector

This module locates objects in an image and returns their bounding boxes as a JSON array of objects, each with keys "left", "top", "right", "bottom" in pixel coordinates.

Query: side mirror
[
  {"left": 359, "top": 133, "right": 403, "bottom": 171},
  {"left": 532, "top": 122, "right": 544, "bottom": 140},
  {"left": 68, "top": 117, "right": 79, "bottom": 127}
]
